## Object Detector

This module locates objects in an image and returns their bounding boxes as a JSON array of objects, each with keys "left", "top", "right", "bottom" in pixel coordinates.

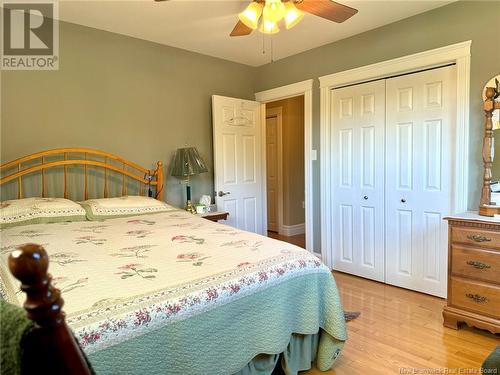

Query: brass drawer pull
[
  {"left": 466, "top": 260, "right": 491, "bottom": 270},
  {"left": 466, "top": 234, "right": 491, "bottom": 242},
  {"left": 465, "top": 293, "right": 489, "bottom": 303}
]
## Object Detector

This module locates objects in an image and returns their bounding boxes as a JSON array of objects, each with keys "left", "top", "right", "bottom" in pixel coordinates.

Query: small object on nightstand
[
  {"left": 195, "top": 204, "right": 207, "bottom": 214},
  {"left": 199, "top": 195, "right": 212, "bottom": 207},
  {"left": 199, "top": 211, "right": 229, "bottom": 222}
]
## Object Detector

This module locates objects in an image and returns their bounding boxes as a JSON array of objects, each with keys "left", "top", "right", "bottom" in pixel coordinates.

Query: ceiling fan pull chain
[{"left": 262, "top": 33, "right": 265, "bottom": 55}]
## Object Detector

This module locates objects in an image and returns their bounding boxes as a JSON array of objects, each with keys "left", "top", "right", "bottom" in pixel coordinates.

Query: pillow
[
  {"left": 0, "top": 197, "right": 87, "bottom": 229},
  {"left": 79, "top": 196, "right": 176, "bottom": 220}
]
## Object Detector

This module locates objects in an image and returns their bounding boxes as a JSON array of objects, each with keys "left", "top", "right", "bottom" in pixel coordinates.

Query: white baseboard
[{"left": 279, "top": 223, "right": 305, "bottom": 236}]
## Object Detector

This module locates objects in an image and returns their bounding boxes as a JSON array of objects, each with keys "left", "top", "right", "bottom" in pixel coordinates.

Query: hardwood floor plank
[{"left": 303, "top": 271, "right": 499, "bottom": 374}]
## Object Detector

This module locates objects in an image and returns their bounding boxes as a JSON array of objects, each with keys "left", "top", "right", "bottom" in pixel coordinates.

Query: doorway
[{"left": 265, "top": 96, "right": 305, "bottom": 248}]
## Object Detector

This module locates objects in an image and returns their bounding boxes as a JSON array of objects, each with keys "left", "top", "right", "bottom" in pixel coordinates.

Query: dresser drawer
[
  {"left": 451, "top": 245, "right": 500, "bottom": 284},
  {"left": 450, "top": 226, "right": 500, "bottom": 249},
  {"left": 449, "top": 277, "right": 500, "bottom": 318}
]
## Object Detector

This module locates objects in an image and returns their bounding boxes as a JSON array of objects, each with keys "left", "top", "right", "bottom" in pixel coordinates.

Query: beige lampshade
[
  {"left": 263, "top": 0, "right": 286, "bottom": 22},
  {"left": 238, "top": 2, "right": 263, "bottom": 30},
  {"left": 284, "top": 2, "right": 304, "bottom": 29},
  {"left": 170, "top": 147, "right": 208, "bottom": 177},
  {"left": 260, "top": 18, "right": 279, "bottom": 34}
]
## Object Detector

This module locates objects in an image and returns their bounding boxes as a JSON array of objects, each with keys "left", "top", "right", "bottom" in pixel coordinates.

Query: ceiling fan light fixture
[
  {"left": 260, "top": 18, "right": 280, "bottom": 34},
  {"left": 238, "top": 2, "right": 263, "bottom": 30},
  {"left": 284, "top": 2, "right": 304, "bottom": 29},
  {"left": 263, "top": 0, "right": 286, "bottom": 22}
]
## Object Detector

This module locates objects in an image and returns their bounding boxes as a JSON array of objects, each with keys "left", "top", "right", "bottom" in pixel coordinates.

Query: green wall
[
  {"left": 0, "top": 21, "right": 255, "bottom": 208},
  {"left": 1, "top": 1, "right": 499, "bottom": 253},
  {"left": 254, "top": 0, "right": 500, "bottom": 251}
]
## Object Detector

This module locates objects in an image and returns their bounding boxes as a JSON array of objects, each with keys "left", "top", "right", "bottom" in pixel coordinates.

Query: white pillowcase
[
  {"left": 79, "top": 196, "right": 176, "bottom": 220},
  {"left": 0, "top": 197, "right": 87, "bottom": 228}
]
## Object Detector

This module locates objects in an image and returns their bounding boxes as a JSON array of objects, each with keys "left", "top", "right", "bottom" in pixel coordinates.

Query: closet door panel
[
  {"left": 331, "top": 80, "right": 385, "bottom": 282},
  {"left": 385, "top": 65, "right": 456, "bottom": 298}
]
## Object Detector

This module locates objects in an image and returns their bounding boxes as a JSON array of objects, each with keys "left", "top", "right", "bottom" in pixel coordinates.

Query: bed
[{"left": 0, "top": 148, "right": 347, "bottom": 375}]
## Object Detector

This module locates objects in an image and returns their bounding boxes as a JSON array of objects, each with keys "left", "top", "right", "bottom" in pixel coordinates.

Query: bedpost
[
  {"left": 156, "top": 161, "right": 164, "bottom": 201},
  {"left": 8, "top": 244, "right": 92, "bottom": 375}
]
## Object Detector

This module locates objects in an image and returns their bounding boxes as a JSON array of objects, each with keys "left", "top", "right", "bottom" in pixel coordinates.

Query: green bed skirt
[
  {"left": 237, "top": 330, "right": 343, "bottom": 375},
  {"left": 88, "top": 272, "right": 347, "bottom": 374}
]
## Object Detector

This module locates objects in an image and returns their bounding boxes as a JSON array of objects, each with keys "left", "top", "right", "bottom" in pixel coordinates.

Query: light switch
[{"left": 311, "top": 149, "right": 317, "bottom": 161}]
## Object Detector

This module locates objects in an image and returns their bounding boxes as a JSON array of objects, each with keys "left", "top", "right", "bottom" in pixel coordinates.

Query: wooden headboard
[{"left": 0, "top": 148, "right": 164, "bottom": 201}]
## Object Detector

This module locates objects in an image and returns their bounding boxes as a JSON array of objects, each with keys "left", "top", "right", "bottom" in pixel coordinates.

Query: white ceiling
[{"left": 58, "top": 0, "right": 454, "bottom": 67}]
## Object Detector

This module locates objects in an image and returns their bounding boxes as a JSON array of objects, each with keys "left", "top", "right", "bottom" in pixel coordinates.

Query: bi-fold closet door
[
  {"left": 331, "top": 80, "right": 386, "bottom": 283},
  {"left": 331, "top": 66, "right": 456, "bottom": 298}
]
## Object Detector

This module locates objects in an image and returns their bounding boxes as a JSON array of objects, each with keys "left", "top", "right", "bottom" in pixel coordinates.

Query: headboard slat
[
  {"left": 17, "top": 164, "right": 22, "bottom": 199},
  {"left": 104, "top": 157, "right": 108, "bottom": 198},
  {"left": 122, "top": 162, "right": 126, "bottom": 196},
  {"left": 64, "top": 153, "right": 69, "bottom": 199},
  {"left": 84, "top": 153, "right": 88, "bottom": 200},
  {"left": 41, "top": 157, "right": 46, "bottom": 198}
]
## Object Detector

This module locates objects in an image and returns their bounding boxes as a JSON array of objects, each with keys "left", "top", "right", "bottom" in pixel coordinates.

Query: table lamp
[{"left": 170, "top": 147, "right": 208, "bottom": 213}]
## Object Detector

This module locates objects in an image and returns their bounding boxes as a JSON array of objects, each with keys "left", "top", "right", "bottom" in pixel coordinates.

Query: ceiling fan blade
[
  {"left": 296, "top": 0, "right": 358, "bottom": 23},
  {"left": 230, "top": 20, "right": 254, "bottom": 37}
]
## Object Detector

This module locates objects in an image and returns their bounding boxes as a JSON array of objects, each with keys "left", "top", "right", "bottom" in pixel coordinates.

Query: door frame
[
  {"left": 319, "top": 40, "right": 471, "bottom": 269},
  {"left": 255, "top": 79, "right": 314, "bottom": 252},
  {"left": 265, "top": 107, "right": 284, "bottom": 234}
]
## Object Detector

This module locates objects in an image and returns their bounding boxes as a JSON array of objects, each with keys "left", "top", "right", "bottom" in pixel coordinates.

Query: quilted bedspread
[{"left": 0, "top": 210, "right": 347, "bottom": 374}]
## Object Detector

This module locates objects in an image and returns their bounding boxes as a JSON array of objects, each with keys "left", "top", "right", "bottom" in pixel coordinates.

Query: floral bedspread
[{"left": 0, "top": 210, "right": 328, "bottom": 355}]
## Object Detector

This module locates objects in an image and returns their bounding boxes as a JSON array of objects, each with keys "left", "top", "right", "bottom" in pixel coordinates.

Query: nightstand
[{"left": 198, "top": 211, "right": 229, "bottom": 222}]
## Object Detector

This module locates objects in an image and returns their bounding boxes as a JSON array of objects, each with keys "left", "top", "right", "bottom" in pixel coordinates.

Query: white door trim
[
  {"left": 255, "top": 79, "right": 314, "bottom": 253},
  {"left": 319, "top": 41, "right": 471, "bottom": 269},
  {"left": 265, "top": 107, "right": 284, "bottom": 235}
]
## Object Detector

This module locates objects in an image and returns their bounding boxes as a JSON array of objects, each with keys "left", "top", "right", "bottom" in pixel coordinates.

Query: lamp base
[{"left": 185, "top": 200, "right": 196, "bottom": 214}]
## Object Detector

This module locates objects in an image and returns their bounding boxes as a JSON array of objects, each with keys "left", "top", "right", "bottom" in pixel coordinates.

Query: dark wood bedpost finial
[
  {"left": 8, "top": 243, "right": 62, "bottom": 326},
  {"left": 8, "top": 244, "right": 92, "bottom": 375}
]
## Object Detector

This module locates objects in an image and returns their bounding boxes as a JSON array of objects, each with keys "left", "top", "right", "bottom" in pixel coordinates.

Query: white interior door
[
  {"left": 212, "top": 95, "right": 264, "bottom": 234},
  {"left": 331, "top": 80, "right": 386, "bottom": 282},
  {"left": 385, "top": 65, "right": 456, "bottom": 297}
]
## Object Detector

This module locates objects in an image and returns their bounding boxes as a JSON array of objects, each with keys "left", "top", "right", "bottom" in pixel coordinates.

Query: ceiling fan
[{"left": 230, "top": 0, "right": 358, "bottom": 36}]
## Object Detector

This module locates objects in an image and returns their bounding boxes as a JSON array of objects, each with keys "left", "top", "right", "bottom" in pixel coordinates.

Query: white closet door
[
  {"left": 331, "top": 80, "right": 386, "bottom": 282},
  {"left": 385, "top": 66, "right": 456, "bottom": 297}
]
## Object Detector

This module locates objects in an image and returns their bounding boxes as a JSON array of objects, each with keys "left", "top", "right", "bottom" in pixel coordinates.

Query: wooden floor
[
  {"left": 267, "top": 231, "right": 305, "bottom": 248},
  {"left": 267, "top": 231, "right": 499, "bottom": 373},
  {"left": 304, "top": 272, "right": 499, "bottom": 374}
]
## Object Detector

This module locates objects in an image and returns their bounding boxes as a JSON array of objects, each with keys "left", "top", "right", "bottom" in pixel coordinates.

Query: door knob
[
  {"left": 401, "top": 198, "right": 406, "bottom": 203},
  {"left": 363, "top": 196, "right": 368, "bottom": 200},
  {"left": 218, "top": 191, "right": 231, "bottom": 197}
]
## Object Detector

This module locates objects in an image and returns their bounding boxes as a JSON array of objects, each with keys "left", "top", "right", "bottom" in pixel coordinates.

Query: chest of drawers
[{"left": 443, "top": 214, "right": 500, "bottom": 334}]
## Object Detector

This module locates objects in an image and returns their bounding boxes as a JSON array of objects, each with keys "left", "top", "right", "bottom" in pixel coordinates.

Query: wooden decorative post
[
  {"left": 156, "top": 161, "right": 164, "bottom": 201},
  {"left": 479, "top": 87, "right": 500, "bottom": 216},
  {"left": 8, "top": 244, "right": 92, "bottom": 375}
]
